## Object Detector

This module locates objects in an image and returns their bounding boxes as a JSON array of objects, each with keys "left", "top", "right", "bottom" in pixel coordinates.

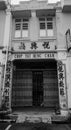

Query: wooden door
[
  {"left": 12, "top": 70, "right": 32, "bottom": 108},
  {"left": 43, "top": 70, "right": 59, "bottom": 108},
  {"left": 33, "top": 71, "right": 43, "bottom": 107}
]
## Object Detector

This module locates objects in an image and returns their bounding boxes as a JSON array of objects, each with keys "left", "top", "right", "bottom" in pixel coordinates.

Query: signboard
[
  {"left": 57, "top": 61, "right": 67, "bottom": 109},
  {"left": 65, "top": 29, "right": 71, "bottom": 51},
  {"left": 12, "top": 52, "right": 57, "bottom": 60},
  {"left": 12, "top": 41, "right": 56, "bottom": 52}
]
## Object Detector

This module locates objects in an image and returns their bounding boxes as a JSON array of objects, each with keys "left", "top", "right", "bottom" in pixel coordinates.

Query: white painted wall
[
  {"left": 67, "top": 57, "right": 71, "bottom": 109},
  {"left": 29, "top": 12, "right": 39, "bottom": 41},
  {"left": 56, "top": 10, "right": 71, "bottom": 108},
  {"left": 0, "top": 11, "right": 6, "bottom": 46},
  {"left": 3, "top": 7, "right": 12, "bottom": 47},
  {"left": 56, "top": 10, "right": 71, "bottom": 49}
]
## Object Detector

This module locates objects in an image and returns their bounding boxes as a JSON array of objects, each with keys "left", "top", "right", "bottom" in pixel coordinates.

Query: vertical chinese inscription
[
  {"left": 3, "top": 53, "right": 12, "bottom": 109},
  {"left": 57, "top": 61, "right": 67, "bottom": 109}
]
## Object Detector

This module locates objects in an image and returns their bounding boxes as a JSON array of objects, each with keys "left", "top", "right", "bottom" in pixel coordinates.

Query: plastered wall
[
  {"left": 0, "top": 11, "right": 6, "bottom": 46},
  {"left": 56, "top": 10, "right": 71, "bottom": 108},
  {"left": 56, "top": 10, "right": 71, "bottom": 49},
  {"left": 29, "top": 16, "right": 39, "bottom": 41},
  {"left": 12, "top": 14, "right": 56, "bottom": 41},
  {"left": 66, "top": 57, "right": 71, "bottom": 109},
  {"left": 0, "top": 50, "right": 4, "bottom": 107}
]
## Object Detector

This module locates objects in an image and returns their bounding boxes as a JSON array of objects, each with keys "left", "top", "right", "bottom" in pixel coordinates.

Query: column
[{"left": 2, "top": 3, "right": 12, "bottom": 111}]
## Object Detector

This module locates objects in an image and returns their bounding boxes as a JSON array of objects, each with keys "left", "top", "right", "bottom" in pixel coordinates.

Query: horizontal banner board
[
  {"left": 12, "top": 52, "right": 57, "bottom": 60},
  {"left": 12, "top": 41, "right": 56, "bottom": 52}
]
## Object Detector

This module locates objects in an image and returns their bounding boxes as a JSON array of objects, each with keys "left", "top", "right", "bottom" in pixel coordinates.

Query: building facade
[
  {"left": 0, "top": 0, "right": 8, "bottom": 108},
  {"left": 0, "top": 0, "right": 71, "bottom": 121}
]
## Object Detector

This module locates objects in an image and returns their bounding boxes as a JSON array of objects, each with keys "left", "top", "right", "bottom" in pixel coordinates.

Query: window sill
[
  {"left": 38, "top": 36, "right": 57, "bottom": 40},
  {"left": 12, "top": 36, "right": 56, "bottom": 42},
  {"left": 12, "top": 38, "right": 30, "bottom": 41}
]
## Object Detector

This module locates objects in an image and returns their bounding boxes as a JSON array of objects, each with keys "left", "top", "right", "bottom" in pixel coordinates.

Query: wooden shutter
[
  {"left": 43, "top": 69, "right": 59, "bottom": 108},
  {"left": 12, "top": 70, "right": 32, "bottom": 107}
]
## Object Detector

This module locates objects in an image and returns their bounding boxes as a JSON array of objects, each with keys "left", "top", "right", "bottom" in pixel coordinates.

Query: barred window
[
  {"left": 15, "top": 18, "right": 29, "bottom": 38},
  {"left": 22, "top": 18, "right": 29, "bottom": 37},
  {"left": 47, "top": 22, "right": 53, "bottom": 29},
  {"left": 39, "top": 17, "right": 53, "bottom": 37},
  {"left": 15, "top": 19, "right": 21, "bottom": 38},
  {"left": 15, "top": 23, "right": 21, "bottom": 30},
  {"left": 40, "top": 23, "right": 45, "bottom": 29},
  {"left": 22, "top": 23, "right": 28, "bottom": 30}
]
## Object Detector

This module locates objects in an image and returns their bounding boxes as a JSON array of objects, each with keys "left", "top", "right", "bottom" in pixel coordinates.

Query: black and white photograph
[{"left": 0, "top": 0, "right": 71, "bottom": 129}]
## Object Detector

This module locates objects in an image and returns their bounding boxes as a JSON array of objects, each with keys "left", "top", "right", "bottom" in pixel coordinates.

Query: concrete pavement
[
  {"left": 0, "top": 122, "right": 10, "bottom": 130},
  {"left": 2, "top": 123, "right": 71, "bottom": 130}
]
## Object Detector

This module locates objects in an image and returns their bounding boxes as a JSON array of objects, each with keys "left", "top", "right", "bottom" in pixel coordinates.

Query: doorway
[{"left": 12, "top": 59, "right": 59, "bottom": 110}]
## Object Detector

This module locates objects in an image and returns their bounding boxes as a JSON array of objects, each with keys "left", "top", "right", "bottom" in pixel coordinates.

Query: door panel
[
  {"left": 33, "top": 71, "right": 43, "bottom": 107},
  {"left": 43, "top": 70, "right": 59, "bottom": 108},
  {"left": 12, "top": 70, "right": 32, "bottom": 107}
]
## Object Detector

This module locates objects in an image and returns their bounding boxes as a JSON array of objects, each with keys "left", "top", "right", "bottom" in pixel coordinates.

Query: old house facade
[
  {"left": 0, "top": 0, "right": 71, "bottom": 121},
  {"left": 0, "top": 0, "right": 8, "bottom": 108}
]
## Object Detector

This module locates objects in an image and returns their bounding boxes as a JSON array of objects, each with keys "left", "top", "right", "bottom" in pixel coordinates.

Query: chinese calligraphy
[
  {"left": 58, "top": 61, "right": 65, "bottom": 96},
  {"left": 4, "top": 60, "right": 12, "bottom": 108},
  {"left": 31, "top": 42, "right": 38, "bottom": 50},
  {"left": 57, "top": 61, "right": 67, "bottom": 109},
  {"left": 19, "top": 42, "right": 25, "bottom": 50},
  {"left": 59, "top": 81, "right": 64, "bottom": 88},
  {"left": 42, "top": 42, "right": 50, "bottom": 49},
  {"left": 60, "top": 88, "right": 64, "bottom": 96},
  {"left": 18, "top": 41, "right": 55, "bottom": 51}
]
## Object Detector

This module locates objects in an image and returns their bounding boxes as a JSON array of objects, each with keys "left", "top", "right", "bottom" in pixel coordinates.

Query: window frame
[
  {"left": 39, "top": 17, "right": 54, "bottom": 37},
  {"left": 14, "top": 18, "right": 29, "bottom": 39}
]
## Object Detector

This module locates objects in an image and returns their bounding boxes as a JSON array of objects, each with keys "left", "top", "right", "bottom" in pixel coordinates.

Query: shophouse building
[{"left": 1, "top": 0, "right": 71, "bottom": 122}]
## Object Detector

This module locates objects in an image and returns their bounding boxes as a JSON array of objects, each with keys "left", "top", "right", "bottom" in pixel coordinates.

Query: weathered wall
[
  {"left": 12, "top": 13, "right": 56, "bottom": 41},
  {"left": 0, "top": 11, "right": 6, "bottom": 46},
  {"left": 0, "top": 49, "right": 5, "bottom": 107},
  {"left": 56, "top": 10, "right": 71, "bottom": 49},
  {"left": 0, "top": 11, "right": 6, "bottom": 107},
  {"left": 29, "top": 15, "right": 39, "bottom": 41},
  {"left": 66, "top": 57, "right": 71, "bottom": 109},
  {"left": 56, "top": 9, "right": 71, "bottom": 109}
]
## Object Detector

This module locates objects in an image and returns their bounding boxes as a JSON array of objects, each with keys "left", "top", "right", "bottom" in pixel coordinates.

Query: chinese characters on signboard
[
  {"left": 57, "top": 61, "right": 67, "bottom": 108},
  {"left": 19, "top": 42, "right": 25, "bottom": 50},
  {"left": 31, "top": 42, "right": 38, "bottom": 49},
  {"left": 12, "top": 41, "right": 56, "bottom": 52}
]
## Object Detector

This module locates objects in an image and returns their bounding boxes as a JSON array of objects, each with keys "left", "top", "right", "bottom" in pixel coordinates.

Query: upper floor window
[
  {"left": 39, "top": 17, "right": 53, "bottom": 37},
  {"left": 15, "top": 18, "right": 29, "bottom": 38}
]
